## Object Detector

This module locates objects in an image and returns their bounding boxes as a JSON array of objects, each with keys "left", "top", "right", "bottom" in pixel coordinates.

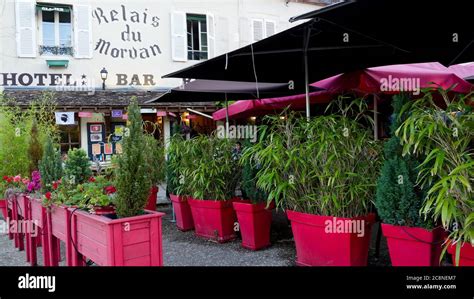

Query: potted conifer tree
[
  {"left": 397, "top": 91, "right": 473, "bottom": 266},
  {"left": 376, "top": 93, "right": 445, "bottom": 266},
  {"left": 144, "top": 134, "right": 165, "bottom": 211},
  {"left": 68, "top": 98, "right": 165, "bottom": 266},
  {"left": 247, "top": 100, "right": 381, "bottom": 266}
]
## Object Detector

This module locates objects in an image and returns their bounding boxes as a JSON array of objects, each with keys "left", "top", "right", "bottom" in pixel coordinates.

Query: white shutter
[
  {"left": 171, "top": 11, "right": 187, "bottom": 62},
  {"left": 265, "top": 20, "right": 276, "bottom": 37},
  {"left": 15, "top": 0, "right": 36, "bottom": 57},
  {"left": 239, "top": 17, "right": 250, "bottom": 46},
  {"left": 252, "top": 19, "right": 264, "bottom": 43},
  {"left": 74, "top": 4, "right": 92, "bottom": 58},
  {"left": 207, "top": 13, "right": 215, "bottom": 59}
]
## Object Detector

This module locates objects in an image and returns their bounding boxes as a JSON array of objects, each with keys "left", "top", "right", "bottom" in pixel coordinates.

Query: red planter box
[
  {"left": 382, "top": 224, "right": 446, "bottom": 266},
  {"left": 0, "top": 199, "right": 6, "bottom": 219},
  {"left": 233, "top": 201, "right": 273, "bottom": 250},
  {"left": 30, "top": 197, "right": 51, "bottom": 266},
  {"left": 170, "top": 194, "right": 194, "bottom": 231},
  {"left": 287, "top": 210, "right": 375, "bottom": 266},
  {"left": 47, "top": 203, "right": 74, "bottom": 266},
  {"left": 188, "top": 198, "right": 236, "bottom": 243},
  {"left": 447, "top": 241, "right": 474, "bottom": 266},
  {"left": 145, "top": 186, "right": 159, "bottom": 211},
  {"left": 70, "top": 209, "right": 165, "bottom": 266}
]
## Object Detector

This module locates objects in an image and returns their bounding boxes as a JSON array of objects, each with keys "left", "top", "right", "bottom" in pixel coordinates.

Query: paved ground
[{"left": 0, "top": 204, "right": 391, "bottom": 266}]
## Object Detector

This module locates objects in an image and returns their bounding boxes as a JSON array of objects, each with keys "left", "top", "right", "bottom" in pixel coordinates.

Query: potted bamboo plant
[
  {"left": 397, "top": 91, "right": 473, "bottom": 266},
  {"left": 247, "top": 99, "right": 382, "bottom": 266},
  {"left": 167, "top": 134, "right": 194, "bottom": 231},
  {"left": 183, "top": 135, "right": 239, "bottom": 243},
  {"left": 376, "top": 93, "right": 445, "bottom": 266},
  {"left": 144, "top": 134, "right": 166, "bottom": 211},
  {"left": 236, "top": 141, "right": 274, "bottom": 250},
  {"left": 68, "top": 98, "right": 165, "bottom": 266}
]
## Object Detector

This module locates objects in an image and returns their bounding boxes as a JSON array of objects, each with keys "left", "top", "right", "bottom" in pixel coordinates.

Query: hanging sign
[
  {"left": 55, "top": 112, "right": 75, "bottom": 125},
  {"left": 156, "top": 111, "right": 167, "bottom": 117},
  {"left": 112, "top": 110, "right": 123, "bottom": 118},
  {"left": 78, "top": 112, "right": 93, "bottom": 118},
  {"left": 168, "top": 112, "right": 177, "bottom": 117}
]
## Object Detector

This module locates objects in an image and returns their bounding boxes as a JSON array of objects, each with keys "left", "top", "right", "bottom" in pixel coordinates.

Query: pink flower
[
  {"left": 22, "top": 178, "right": 30, "bottom": 185},
  {"left": 13, "top": 175, "right": 21, "bottom": 183}
]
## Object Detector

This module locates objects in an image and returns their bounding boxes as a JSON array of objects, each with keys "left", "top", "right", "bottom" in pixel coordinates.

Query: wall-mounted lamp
[{"left": 100, "top": 67, "right": 108, "bottom": 90}]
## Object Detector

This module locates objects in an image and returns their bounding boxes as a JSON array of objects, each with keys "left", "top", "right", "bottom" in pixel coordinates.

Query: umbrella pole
[
  {"left": 225, "top": 93, "right": 229, "bottom": 138},
  {"left": 373, "top": 94, "right": 379, "bottom": 140},
  {"left": 304, "top": 27, "right": 311, "bottom": 121}
]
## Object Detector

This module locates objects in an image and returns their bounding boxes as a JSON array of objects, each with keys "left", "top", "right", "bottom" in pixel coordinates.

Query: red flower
[
  {"left": 88, "top": 177, "right": 96, "bottom": 183},
  {"left": 104, "top": 186, "right": 116, "bottom": 194},
  {"left": 45, "top": 192, "right": 52, "bottom": 200},
  {"left": 52, "top": 181, "right": 59, "bottom": 190},
  {"left": 3, "top": 175, "right": 8, "bottom": 181}
]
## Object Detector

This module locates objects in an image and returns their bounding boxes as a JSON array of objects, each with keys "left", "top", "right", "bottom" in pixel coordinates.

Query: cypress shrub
[
  {"left": 64, "top": 148, "right": 92, "bottom": 184},
  {"left": 39, "top": 135, "right": 63, "bottom": 192}
]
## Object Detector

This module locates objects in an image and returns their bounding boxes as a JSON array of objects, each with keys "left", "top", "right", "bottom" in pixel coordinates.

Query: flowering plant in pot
[
  {"left": 235, "top": 140, "right": 273, "bottom": 250},
  {"left": 376, "top": 93, "right": 444, "bottom": 266},
  {"left": 67, "top": 98, "right": 165, "bottom": 266},
  {"left": 183, "top": 134, "right": 239, "bottom": 242},
  {"left": 247, "top": 99, "right": 382, "bottom": 266},
  {"left": 167, "top": 134, "right": 194, "bottom": 231},
  {"left": 397, "top": 91, "right": 473, "bottom": 266}
]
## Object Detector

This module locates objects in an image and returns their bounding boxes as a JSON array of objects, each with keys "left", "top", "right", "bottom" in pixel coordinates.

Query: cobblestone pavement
[{"left": 0, "top": 204, "right": 391, "bottom": 266}]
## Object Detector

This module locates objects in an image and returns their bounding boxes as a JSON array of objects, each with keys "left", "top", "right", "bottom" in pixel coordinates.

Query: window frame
[
  {"left": 38, "top": 7, "right": 73, "bottom": 57},
  {"left": 186, "top": 13, "right": 208, "bottom": 61}
]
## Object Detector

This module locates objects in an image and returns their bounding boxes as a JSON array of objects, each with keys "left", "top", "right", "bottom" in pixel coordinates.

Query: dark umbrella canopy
[
  {"left": 163, "top": 0, "right": 474, "bottom": 89},
  {"left": 148, "top": 79, "right": 322, "bottom": 103}
]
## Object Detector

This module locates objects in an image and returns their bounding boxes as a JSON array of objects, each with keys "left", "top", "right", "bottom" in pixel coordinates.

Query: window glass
[
  {"left": 186, "top": 14, "right": 208, "bottom": 61},
  {"left": 42, "top": 11, "right": 55, "bottom": 46}
]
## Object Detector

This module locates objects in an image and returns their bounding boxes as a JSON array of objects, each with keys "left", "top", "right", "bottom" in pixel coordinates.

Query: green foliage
[
  {"left": 242, "top": 98, "right": 382, "bottom": 217},
  {"left": 166, "top": 134, "right": 187, "bottom": 195},
  {"left": 396, "top": 91, "right": 473, "bottom": 248},
  {"left": 375, "top": 93, "right": 430, "bottom": 228},
  {"left": 114, "top": 98, "right": 153, "bottom": 218},
  {"left": 179, "top": 135, "right": 238, "bottom": 200},
  {"left": 144, "top": 134, "right": 166, "bottom": 185},
  {"left": 0, "top": 91, "right": 58, "bottom": 178},
  {"left": 39, "top": 135, "right": 63, "bottom": 193},
  {"left": 64, "top": 148, "right": 92, "bottom": 184},
  {"left": 240, "top": 141, "right": 267, "bottom": 203},
  {"left": 28, "top": 119, "right": 43, "bottom": 174}
]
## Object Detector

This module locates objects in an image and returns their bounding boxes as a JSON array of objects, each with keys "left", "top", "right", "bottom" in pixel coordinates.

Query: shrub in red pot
[
  {"left": 244, "top": 105, "right": 381, "bottom": 266},
  {"left": 184, "top": 135, "right": 239, "bottom": 242},
  {"left": 375, "top": 94, "right": 445, "bottom": 266},
  {"left": 166, "top": 134, "right": 194, "bottom": 231},
  {"left": 396, "top": 94, "right": 473, "bottom": 266}
]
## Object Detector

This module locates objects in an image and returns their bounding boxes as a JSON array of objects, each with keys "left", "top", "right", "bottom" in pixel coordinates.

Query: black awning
[
  {"left": 162, "top": 0, "right": 474, "bottom": 88},
  {"left": 148, "top": 79, "right": 322, "bottom": 103}
]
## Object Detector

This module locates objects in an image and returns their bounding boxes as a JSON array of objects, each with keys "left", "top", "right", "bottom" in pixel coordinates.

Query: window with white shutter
[
  {"left": 252, "top": 19, "right": 264, "bottom": 43},
  {"left": 206, "top": 13, "right": 215, "bottom": 59},
  {"left": 171, "top": 11, "right": 187, "bottom": 62},
  {"left": 74, "top": 4, "right": 92, "bottom": 58},
  {"left": 265, "top": 20, "right": 276, "bottom": 37},
  {"left": 15, "top": 0, "right": 36, "bottom": 57}
]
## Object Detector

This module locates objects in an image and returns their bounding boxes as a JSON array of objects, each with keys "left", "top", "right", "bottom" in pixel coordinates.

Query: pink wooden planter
[
  {"left": 5, "top": 197, "right": 14, "bottom": 240},
  {"left": 0, "top": 199, "right": 7, "bottom": 220},
  {"left": 10, "top": 194, "right": 24, "bottom": 251},
  {"left": 70, "top": 209, "right": 165, "bottom": 266},
  {"left": 47, "top": 203, "right": 74, "bottom": 266},
  {"left": 17, "top": 194, "right": 32, "bottom": 263},
  {"left": 30, "top": 197, "right": 51, "bottom": 266}
]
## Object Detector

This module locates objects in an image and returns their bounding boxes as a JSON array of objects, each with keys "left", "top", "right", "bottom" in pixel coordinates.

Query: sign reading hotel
[{"left": 93, "top": 5, "right": 162, "bottom": 59}]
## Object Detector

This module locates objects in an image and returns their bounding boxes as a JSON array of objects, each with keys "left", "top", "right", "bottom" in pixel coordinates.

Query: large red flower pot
[
  {"left": 382, "top": 224, "right": 446, "bottom": 266},
  {"left": 30, "top": 197, "right": 51, "bottom": 266},
  {"left": 70, "top": 208, "right": 165, "bottom": 266},
  {"left": 233, "top": 201, "right": 274, "bottom": 250},
  {"left": 287, "top": 210, "right": 376, "bottom": 266},
  {"left": 170, "top": 194, "right": 194, "bottom": 231},
  {"left": 145, "top": 186, "right": 159, "bottom": 211},
  {"left": 0, "top": 199, "right": 7, "bottom": 219},
  {"left": 188, "top": 198, "right": 236, "bottom": 243},
  {"left": 447, "top": 241, "right": 474, "bottom": 266},
  {"left": 47, "top": 203, "right": 74, "bottom": 266}
]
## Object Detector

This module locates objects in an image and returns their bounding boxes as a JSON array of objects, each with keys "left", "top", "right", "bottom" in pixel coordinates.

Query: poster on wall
[
  {"left": 92, "top": 143, "right": 102, "bottom": 155},
  {"left": 90, "top": 124, "right": 103, "bottom": 132},
  {"left": 90, "top": 134, "right": 103, "bottom": 142},
  {"left": 104, "top": 143, "right": 113, "bottom": 155},
  {"left": 115, "top": 143, "right": 123, "bottom": 154}
]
